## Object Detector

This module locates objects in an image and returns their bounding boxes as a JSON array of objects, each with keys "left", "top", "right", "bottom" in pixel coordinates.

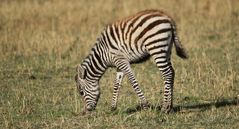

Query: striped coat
[{"left": 75, "top": 9, "right": 188, "bottom": 113}]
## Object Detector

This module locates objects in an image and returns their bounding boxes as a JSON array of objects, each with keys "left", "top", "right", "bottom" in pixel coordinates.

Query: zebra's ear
[{"left": 77, "top": 65, "right": 86, "bottom": 79}]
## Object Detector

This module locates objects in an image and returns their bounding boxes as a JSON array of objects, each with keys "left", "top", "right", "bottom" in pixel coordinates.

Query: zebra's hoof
[
  {"left": 161, "top": 104, "right": 173, "bottom": 113},
  {"left": 111, "top": 106, "right": 117, "bottom": 111},
  {"left": 141, "top": 102, "right": 150, "bottom": 110}
]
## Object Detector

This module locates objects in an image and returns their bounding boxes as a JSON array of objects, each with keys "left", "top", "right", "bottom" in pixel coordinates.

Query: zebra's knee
[
  {"left": 168, "top": 67, "right": 175, "bottom": 82},
  {"left": 159, "top": 64, "right": 174, "bottom": 79}
]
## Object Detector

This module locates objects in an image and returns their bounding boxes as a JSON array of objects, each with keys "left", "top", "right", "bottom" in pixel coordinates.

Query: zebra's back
[{"left": 100, "top": 9, "right": 175, "bottom": 63}]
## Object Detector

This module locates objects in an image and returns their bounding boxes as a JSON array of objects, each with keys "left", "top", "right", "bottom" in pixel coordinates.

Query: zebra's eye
[{"left": 79, "top": 90, "right": 84, "bottom": 96}]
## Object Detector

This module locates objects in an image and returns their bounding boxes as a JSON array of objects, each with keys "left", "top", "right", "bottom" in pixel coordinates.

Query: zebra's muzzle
[{"left": 86, "top": 103, "right": 96, "bottom": 111}]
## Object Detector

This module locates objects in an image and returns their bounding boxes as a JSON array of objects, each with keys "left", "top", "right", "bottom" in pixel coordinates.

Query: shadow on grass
[{"left": 124, "top": 97, "right": 239, "bottom": 114}]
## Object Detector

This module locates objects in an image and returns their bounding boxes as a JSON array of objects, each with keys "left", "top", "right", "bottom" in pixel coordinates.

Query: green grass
[{"left": 0, "top": 0, "right": 239, "bottom": 128}]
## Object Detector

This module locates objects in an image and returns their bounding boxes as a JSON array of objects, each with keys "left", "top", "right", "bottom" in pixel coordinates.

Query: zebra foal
[{"left": 75, "top": 9, "right": 188, "bottom": 113}]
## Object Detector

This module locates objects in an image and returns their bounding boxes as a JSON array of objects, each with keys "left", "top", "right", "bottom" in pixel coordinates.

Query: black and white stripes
[{"left": 75, "top": 9, "right": 188, "bottom": 113}]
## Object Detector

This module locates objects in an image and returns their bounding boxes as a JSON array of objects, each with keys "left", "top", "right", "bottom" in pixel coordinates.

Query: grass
[{"left": 0, "top": 0, "right": 239, "bottom": 128}]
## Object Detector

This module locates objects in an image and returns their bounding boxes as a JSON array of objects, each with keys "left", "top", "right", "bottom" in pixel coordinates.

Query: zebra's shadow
[{"left": 124, "top": 97, "right": 239, "bottom": 114}]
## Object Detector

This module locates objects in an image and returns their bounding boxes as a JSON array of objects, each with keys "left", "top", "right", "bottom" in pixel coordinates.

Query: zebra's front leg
[
  {"left": 111, "top": 71, "right": 124, "bottom": 111},
  {"left": 114, "top": 58, "right": 149, "bottom": 110}
]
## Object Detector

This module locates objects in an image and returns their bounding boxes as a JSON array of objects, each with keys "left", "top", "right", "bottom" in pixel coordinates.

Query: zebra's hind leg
[
  {"left": 111, "top": 70, "right": 124, "bottom": 111},
  {"left": 146, "top": 33, "right": 175, "bottom": 113},
  {"left": 113, "top": 58, "right": 149, "bottom": 110},
  {"left": 152, "top": 53, "right": 175, "bottom": 113},
  {"left": 146, "top": 41, "right": 174, "bottom": 113},
  {"left": 161, "top": 63, "right": 175, "bottom": 113}
]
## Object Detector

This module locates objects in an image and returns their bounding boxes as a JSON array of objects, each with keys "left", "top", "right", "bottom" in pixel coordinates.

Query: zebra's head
[{"left": 75, "top": 65, "right": 100, "bottom": 111}]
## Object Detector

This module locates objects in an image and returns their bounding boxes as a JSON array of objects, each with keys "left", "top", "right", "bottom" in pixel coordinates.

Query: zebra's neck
[{"left": 81, "top": 40, "right": 109, "bottom": 82}]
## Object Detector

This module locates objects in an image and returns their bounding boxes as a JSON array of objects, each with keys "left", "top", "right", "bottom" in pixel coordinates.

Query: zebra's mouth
[{"left": 86, "top": 103, "right": 96, "bottom": 111}]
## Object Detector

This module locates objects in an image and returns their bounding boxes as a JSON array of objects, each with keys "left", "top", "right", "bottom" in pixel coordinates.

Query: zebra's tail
[{"left": 171, "top": 22, "right": 188, "bottom": 59}]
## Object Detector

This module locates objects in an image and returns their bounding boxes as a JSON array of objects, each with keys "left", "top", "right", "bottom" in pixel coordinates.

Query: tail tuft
[{"left": 175, "top": 46, "right": 188, "bottom": 59}]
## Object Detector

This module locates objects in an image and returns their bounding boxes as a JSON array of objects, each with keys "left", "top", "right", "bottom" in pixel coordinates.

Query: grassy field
[{"left": 1, "top": 0, "right": 239, "bottom": 128}]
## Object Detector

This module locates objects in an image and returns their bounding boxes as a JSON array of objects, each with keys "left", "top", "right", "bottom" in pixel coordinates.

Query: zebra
[{"left": 75, "top": 9, "right": 188, "bottom": 113}]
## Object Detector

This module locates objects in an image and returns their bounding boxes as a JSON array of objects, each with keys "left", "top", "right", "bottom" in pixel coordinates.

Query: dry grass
[{"left": 0, "top": 0, "right": 239, "bottom": 128}]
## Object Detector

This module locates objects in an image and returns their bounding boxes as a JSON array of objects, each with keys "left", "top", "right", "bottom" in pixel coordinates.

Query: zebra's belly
[
  {"left": 129, "top": 54, "right": 150, "bottom": 64},
  {"left": 122, "top": 49, "right": 150, "bottom": 64}
]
